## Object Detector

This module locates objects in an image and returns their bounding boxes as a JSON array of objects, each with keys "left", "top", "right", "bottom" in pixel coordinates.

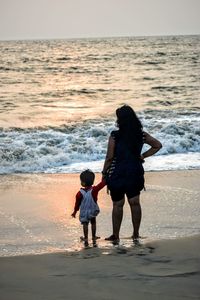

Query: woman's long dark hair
[{"left": 116, "top": 105, "right": 143, "bottom": 156}]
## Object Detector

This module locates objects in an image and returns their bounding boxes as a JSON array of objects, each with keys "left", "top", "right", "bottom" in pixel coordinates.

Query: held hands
[{"left": 101, "top": 171, "right": 107, "bottom": 180}]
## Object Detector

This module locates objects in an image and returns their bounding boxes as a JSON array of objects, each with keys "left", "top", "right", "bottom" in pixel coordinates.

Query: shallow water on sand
[{"left": 0, "top": 172, "right": 199, "bottom": 257}]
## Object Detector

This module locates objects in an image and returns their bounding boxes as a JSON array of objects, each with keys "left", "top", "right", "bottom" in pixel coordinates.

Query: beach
[
  {"left": 0, "top": 35, "right": 200, "bottom": 299},
  {"left": 0, "top": 170, "right": 200, "bottom": 299}
]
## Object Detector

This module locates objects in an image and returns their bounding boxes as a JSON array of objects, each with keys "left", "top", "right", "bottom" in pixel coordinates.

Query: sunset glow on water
[{"left": 0, "top": 172, "right": 199, "bottom": 256}]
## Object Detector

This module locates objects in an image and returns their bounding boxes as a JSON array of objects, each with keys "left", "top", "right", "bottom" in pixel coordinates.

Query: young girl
[{"left": 71, "top": 169, "right": 106, "bottom": 246}]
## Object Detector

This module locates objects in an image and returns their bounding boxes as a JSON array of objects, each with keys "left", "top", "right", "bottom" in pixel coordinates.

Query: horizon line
[{"left": 0, "top": 33, "right": 200, "bottom": 42}]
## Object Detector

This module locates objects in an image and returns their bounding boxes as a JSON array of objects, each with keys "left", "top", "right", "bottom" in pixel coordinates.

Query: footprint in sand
[{"left": 136, "top": 259, "right": 199, "bottom": 278}]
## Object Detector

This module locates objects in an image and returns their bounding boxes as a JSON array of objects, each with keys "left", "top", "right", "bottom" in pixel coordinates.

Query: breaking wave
[{"left": 0, "top": 109, "right": 200, "bottom": 174}]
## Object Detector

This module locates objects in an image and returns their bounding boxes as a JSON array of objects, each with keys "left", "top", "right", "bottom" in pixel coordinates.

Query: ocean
[
  {"left": 0, "top": 35, "right": 200, "bottom": 174},
  {"left": 0, "top": 35, "right": 200, "bottom": 257}
]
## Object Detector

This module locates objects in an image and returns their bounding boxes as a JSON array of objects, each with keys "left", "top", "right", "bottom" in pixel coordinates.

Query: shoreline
[
  {"left": 0, "top": 167, "right": 200, "bottom": 178},
  {"left": 2, "top": 167, "right": 199, "bottom": 175},
  {"left": 1, "top": 167, "right": 200, "bottom": 174}
]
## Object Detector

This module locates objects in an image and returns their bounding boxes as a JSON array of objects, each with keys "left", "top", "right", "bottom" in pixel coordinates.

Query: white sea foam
[
  {"left": 0, "top": 110, "right": 199, "bottom": 174},
  {"left": 49, "top": 153, "right": 200, "bottom": 173}
]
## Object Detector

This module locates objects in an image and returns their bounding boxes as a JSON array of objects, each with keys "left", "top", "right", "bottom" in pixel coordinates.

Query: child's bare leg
[
  {"left": 91, "top": 218, "right": 96, "bottom": 240},
  {"left": 83, "top": 223, "right": 89, "bottom": 245}
]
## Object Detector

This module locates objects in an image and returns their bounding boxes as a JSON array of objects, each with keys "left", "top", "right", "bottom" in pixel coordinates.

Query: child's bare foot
[
  {"left": 84, "top": 240, "right": 89, "bottom": 247},
  {"left": 80, "top": 236, "right": 89, "bottom": 246},
  {"left": 92, "top": 236, "right": 100, "bottom": 241}
]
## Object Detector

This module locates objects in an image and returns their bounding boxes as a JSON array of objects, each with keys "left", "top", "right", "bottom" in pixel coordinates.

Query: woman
[{"left": 102, "top": 105, "right": 162, "bottom": 243}]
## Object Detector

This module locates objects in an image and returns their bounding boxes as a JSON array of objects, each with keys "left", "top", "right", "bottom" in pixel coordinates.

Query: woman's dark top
[{"left": 106, "top": 130, "right": 144, "bottom": 197}]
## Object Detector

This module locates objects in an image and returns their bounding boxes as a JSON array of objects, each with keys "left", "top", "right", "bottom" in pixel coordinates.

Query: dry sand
[{"left": 0, "top": 170, "right": 200, "bottom": 300}]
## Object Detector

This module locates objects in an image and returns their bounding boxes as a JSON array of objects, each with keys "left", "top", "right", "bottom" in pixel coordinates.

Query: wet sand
[
  {"left": 0, "top": 170, "right": 200, "bottom": 299},
  {"left": 0, "top": 235, "right": 200, "bottom": 300}
]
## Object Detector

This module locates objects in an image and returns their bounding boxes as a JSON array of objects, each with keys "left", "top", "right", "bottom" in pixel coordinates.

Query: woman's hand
[{"left": 142, "top": 132, "right": 162, "bottom": 159}]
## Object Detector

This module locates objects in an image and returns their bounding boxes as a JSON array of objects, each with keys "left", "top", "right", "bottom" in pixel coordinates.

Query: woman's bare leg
[
  {"left": 112, "top": 198, "right": 125, "bottom": 239},
  {"left": 128, "top": 195, "right": 141, "bottom": 239}
]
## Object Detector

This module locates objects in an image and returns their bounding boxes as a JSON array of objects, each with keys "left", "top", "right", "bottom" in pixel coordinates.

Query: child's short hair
[{"left": 80, "top": 169, "right": 95, "bottom": 186}]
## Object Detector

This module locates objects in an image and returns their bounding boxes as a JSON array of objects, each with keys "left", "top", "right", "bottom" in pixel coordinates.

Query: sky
[{"left": 0, "top": 0, "right": 200, "bottom": 40}]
